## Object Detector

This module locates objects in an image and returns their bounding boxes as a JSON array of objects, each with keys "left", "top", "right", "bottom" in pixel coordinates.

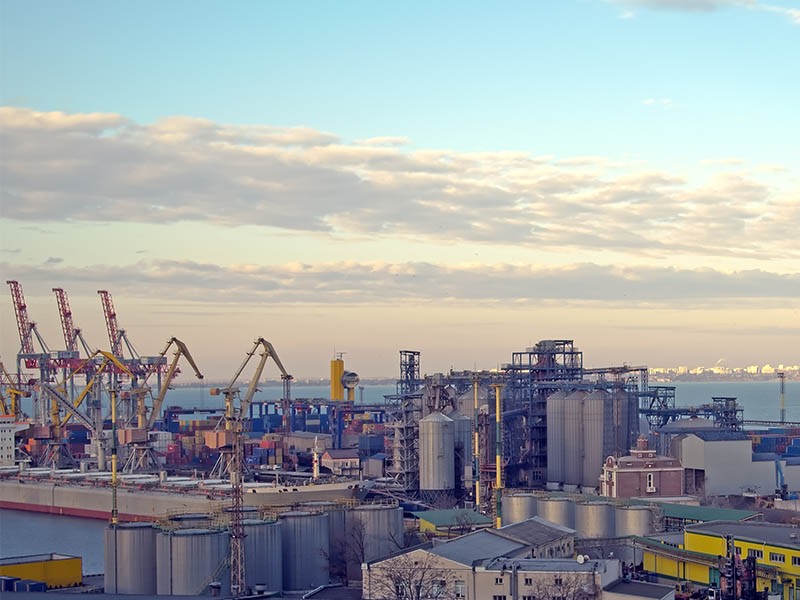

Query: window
[
  {"left": 524, "top": 577, "right": 533, "bottom": 586},
  {"left": 495, "top": 577, "right": 504, "bottom": 585},
  {"left": 770, "top": 552, "right": 786, "bottom": 563},
  {"left": 522, "top": 596, "right": 537, "bottom": 600},
  {"left": 646, "top": 472, "right": 656, "bottom": 492},
  {"left": 735, "top": 546, "right": 742, "bottom": 555},
  {"left": 492, "top": 596, "right": 507, "bottom": 600},
  {"left": 554, "top": 576, "right": 563, "bottom": 586},
  {"left": 792, "top": 556, "right": 800, "bottom": 566},
  {"left": 748, "top": 549, "right": 764, "bottom": 559},
  {"left": 455, "top": 580, "right": 465, "bottom": 598}
]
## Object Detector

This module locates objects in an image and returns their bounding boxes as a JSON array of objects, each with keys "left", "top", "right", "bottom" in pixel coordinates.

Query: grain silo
[
  {"left": 156, "top": 528, "right": 230, "bottom": 596},
  {"left": 448, "top": 409, "right": 473, "bottom": 492},
  {"left": 279, "top": 511, "right": 330, "bottom": 591},
  {"left": 615, "top": 505, "right": 653, "bottom": 537},
  {"left": 501, "top": 492, "right": 538, "bottom": 525},
  {"left": 419, "top": 411, "right": 455, "bottom": 505},
  {"left": 546, "top": 390, "right": 568, "bottom": 486},
  {"left": 574, "top": 501, "right": 615, "bottom": 539},
  {"left": 104, "top": 522, "right": 157, "bottom": 594},
  {"left": 536, "top": 496, "right": 575, "bottom": 528},
  {"left": 243, "top": 519, "right": 282, "bottom": 593},
  {"left": 563, "top": 391, "right": 586, "bottom": 486},
  {"left": 582, "top": 389, "right": 611, "bottom": 490}
]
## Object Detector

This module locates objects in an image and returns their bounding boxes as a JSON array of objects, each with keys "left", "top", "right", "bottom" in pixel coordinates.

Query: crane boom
[
  {"left": 147, "top": 337, "right": 203, "bottom": 429},
  {"left": 7, "top": 280, "right": 35, "bottom": 355},
  {"left": 53, "top": 288, "right": 77, "bottom": 353},
  {"left": 239, "top": 339, "right": 290, "bottom": 419},
  {"left": 97, "top": 290, "right": 123, "bottom": 357}
]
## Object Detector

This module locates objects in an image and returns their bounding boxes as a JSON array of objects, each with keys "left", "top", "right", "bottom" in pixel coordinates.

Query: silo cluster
[
  {"left": 279, "top": 511, "right": 330, "bottom": 591},
  {"left": 547, "top": 388, "right": 637, "bottom": 490}
]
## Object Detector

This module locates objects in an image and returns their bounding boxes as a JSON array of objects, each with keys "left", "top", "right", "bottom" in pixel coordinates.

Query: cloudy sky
[{"left": 1, "top": 0, "right": 798, "bottom": 379}]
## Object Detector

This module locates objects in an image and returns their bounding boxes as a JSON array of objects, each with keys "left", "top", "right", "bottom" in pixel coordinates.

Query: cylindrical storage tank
[
  {"left": 574, "top": 501, "right": 615, "bottom": 539},
  {"left": 301, "top": 501, "right": 347, "bottom": 562},
  {"left": 280, "top": 511, "right": 329, "bottom": 591},
  {"left": 448, "top": 410, "right": 473, "bottom": 490},
  {"left": 243, "top": 519, "right": 282, "bottom": 593},
  {"left": 104, "top": 522, "right": 157, "bottom": 594},
  {"left": 582, "top": 389, "right": 609, "bottom": 489},
  {"left": 501, "top": 493, "right": 538, "bottom": 525},
  {"left": 546, "top": 390, "right": 568, "bottom": 486},
  {"left": 346, "top": 504, "right": 404, "bottom": 562},
  {"left": 615, "top": 505, "right": 653, "bottom": 537},
  {"left": 156, "top": 529, "right": 229, "bottom": 596},
  {"left": 563, "top": 391, "right": 586, "bottom": 485},
  {"left": 167, "top": 513, "right": 211, "bottom": 529},
  {"left": 419, "top": 412, "right": 455, "bottom": 501},
  {"left": 536, "top": 497, "right": 575, "bottom": 529}
]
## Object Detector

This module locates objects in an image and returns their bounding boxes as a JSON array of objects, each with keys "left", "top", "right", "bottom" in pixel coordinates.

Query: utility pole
[
  {"left": 229, "top": 418, "right": 246, "bottom": 597},
  {"left": 779, "top": 371, "right": 786, "bottom": 424}
]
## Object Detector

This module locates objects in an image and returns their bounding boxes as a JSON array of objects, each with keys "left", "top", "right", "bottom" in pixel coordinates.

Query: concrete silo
[
  {"left": 449, "top": 409, "right": 473, "bottom": 493},
  {"left": 546, "top": 390, "right": 568, "bottom": 486},
  {"left": 419, "top": 411, "right": 455, "bottom": 505},
  {"left": 563, "top": 391, "right": 586, "bottom": 487},
  {"left": 582, "top": 389, "right": 611, "bottom": 490}
]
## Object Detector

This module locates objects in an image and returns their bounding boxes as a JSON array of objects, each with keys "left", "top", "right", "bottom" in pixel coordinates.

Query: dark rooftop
[
  {"left": 494, "top": 516, "right": 575, "bottom": 546},
  {"left": 604, "top": 580, "right": 674, "bottom": 599},
  {"left": 689, "top": 430, "right": 750, "bottom": 442},
  {"left": 428, "top": 529, "right": 528, "bottom": 565}
]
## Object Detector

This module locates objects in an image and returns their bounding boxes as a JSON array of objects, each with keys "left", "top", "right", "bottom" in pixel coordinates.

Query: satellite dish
[{"left": 577, "top": 555, "right": 585, "bottom": 564}]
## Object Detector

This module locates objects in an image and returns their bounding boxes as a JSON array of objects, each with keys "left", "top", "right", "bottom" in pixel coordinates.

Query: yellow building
[
  {"left": 0, "top": 553, "right": 82, "bottom": 589},
  {"left": 638, "top": 521, "right": 800, "bottom": 598}
]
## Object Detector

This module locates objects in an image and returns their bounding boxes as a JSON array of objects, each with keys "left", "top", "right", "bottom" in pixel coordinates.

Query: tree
[
  {"left": 522, "top": 570, "right": 598, "bottom": 600},
  {"left": 364, "top": 549, "right": 462, "bottom": 600}
]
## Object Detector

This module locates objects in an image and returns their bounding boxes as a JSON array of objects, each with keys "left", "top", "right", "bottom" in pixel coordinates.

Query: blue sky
[{"left": 1, "top": 1, "right": 798, "bottom": 378}]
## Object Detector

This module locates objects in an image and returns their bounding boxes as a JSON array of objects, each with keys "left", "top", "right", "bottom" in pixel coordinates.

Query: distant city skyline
[{"left": 1, "top": 1, "right": 798, "bottom": 380}]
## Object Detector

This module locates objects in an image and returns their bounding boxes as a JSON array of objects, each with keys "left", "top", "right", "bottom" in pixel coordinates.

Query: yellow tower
[{"left": 330, "top": 353, "right": 345, "bottom": 401}]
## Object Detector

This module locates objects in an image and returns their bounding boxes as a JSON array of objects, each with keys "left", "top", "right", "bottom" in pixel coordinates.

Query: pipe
[
  {"left": 473, "top": 377, "right": 480, "bottom": 512},
  {"left": 493, "top": 383, "right": 504, "bottom": 529}
]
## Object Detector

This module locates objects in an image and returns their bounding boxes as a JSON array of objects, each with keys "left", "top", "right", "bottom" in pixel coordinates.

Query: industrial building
[
  {"left": 0, "top": 553, "right": 82, "bottom": 590},
  {"left": 600, "top": 436, "right": 685, "bottom": 499}
]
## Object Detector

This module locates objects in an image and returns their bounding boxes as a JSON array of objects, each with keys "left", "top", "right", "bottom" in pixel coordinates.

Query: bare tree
[
  {"left": 364, "top": 550, "right": 461, "bottom": 600},
  {"left": 521, "top": 570, "right": 598, "bottom": 600}
]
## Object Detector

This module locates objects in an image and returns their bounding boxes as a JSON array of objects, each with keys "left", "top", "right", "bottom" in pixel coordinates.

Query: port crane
[
  {"left": 0, "top": 359, "right": 29, "bottom": 420},
  {"left": 209, "top": 338, "right": 292, "bottom": 597},
  {"left": 38, "top": 351, "right": 132, "bottom": 468},
  {"left": 120, "top": 337, "right": 204, "bottom": 472}
]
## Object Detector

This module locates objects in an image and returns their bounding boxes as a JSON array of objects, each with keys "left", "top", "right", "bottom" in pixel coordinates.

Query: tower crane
[
  {"left": 209, "top": 338, "right": 292, "bottom": 597},
  {"left": 53, "top": 288, "right": 95, "bottom": 358},
  {"left": 0, "top": 359, "right": 30, "bottom": 420}
]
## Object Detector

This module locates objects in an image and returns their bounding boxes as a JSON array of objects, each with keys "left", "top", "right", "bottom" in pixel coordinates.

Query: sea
[{"left": 1, "top": 380, "right": 798, "bottom": 573}]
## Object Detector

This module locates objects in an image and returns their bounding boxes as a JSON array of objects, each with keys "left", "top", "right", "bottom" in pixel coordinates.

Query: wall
[
  {"left": 678, "top": 436, "right": 774, "bottom": 497},
  {"left": 0, "top": 555, "right": 82, "bottom": 588}
]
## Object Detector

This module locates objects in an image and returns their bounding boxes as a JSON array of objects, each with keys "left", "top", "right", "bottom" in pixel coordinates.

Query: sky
[{"left": 1, "top": 0, "right": 798, "bottom": 380}]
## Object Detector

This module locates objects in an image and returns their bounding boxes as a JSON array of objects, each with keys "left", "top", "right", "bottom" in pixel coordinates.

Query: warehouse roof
[
  {"left": 688, "top": 430, "right": 750, "bottom": 442},
  {"left": 428, "top": 530, "right": 528, "bottom": 565},
  {"left": 656, "top": 503, "right": 761, "bottom": 523},
  {"left": 687, "top": 521, "right": 800, "bottom": 550},
  {"left": 411, "top": 509, "right": 492, "bottom": 528},
  {"left": 494, "top": 516, "right": 575, "bottom": 546}
]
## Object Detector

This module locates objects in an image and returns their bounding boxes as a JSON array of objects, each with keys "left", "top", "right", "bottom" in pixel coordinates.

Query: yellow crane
[{"left": 0, "top": 360, "right": 30, "bottom": 420}]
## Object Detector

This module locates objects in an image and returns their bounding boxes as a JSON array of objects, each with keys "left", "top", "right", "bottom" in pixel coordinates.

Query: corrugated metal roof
[
  {"left": 687, "top": 521, "right": 800, "bottom": 550},
  {"left": 657, "top": 503, "right": 761, "bottom": 522},
  {"left": 689, "top": 430, "right": 750, "bottom": 442},
  {"left": 428, "top": 530, "right": 528, "bottom": 565},
  {"left": 410, "top": 509, "right": 492, "bottom": 528},
  {"left": 493, "top": 516, "right": 575, "bottom": 546}
]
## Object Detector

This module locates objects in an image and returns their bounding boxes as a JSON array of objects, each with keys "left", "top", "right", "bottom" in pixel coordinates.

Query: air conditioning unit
[{"left": 646, "top": 485, "right": 657, "bottom": 493}]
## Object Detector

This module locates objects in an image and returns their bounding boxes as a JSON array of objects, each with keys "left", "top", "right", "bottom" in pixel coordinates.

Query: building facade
[{"left": 600, "top": 437, "right": 684, "bottom": 499}]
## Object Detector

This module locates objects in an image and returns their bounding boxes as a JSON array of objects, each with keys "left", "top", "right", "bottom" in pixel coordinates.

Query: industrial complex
[{"left": 1, "top": 282, "right": 799, "bottom": 599}]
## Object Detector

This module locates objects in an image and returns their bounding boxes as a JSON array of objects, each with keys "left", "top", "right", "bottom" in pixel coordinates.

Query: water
[
  {"left": 0, "top": 509, "right": 107, "bottom": 574},
  {"left": 2, "top": 380, "right": 797, "bottom": 573}
]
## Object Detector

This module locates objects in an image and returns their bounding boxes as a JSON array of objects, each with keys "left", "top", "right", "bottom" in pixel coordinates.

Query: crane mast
[
  {"left": 53, "top": 288, "right": 77, "bottom": 353},
  {"left": 97, "top": 290, "right": 123, "bottom": 358}
]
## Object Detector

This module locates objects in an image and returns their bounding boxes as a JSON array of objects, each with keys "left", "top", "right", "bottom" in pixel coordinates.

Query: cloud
[
  {"left": 612, "top": 0, "right": 800, "bottom": 24},
  {"left": 3, "top": 260, "right": 798, "bottom": 307},
  {"left": 44, "top": 257, "right": 63, "bottom": 265},
  {"left": 1, "top": 107, "right": 798, "bottom": 263},
  {"left": 642, "top": 98, "right": 673, "bottom": 108}
]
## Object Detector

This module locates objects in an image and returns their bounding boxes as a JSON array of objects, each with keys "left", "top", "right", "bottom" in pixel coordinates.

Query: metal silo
[
  {"left": 536, "top": 496, "right": 575, "bottom": 528},
  {"left": 564, "top": 391, "right": 586, "bottom": 485},
  {"left": 346, "top": 504, "right": 404, "bottom": 562},
  {"left": 582, "top": 389, "right": 610, "bottom": 490},
  {"left": 448, "top": 410, "right": 473, "bottom": 491},
  {"left": 301, "top": 501, "right": 347, "bottom": 565},
  {"left": 279, "top": 511, "right": 330, "bottom": 591},
  {"left": 615, "top": 505, "right": 653, "bottom": 537},
  {"left": 156, "top": 528, "right": 230, "bottom": 596},
  {"left": 546, "top": 390, "right": 567, "bottom": 486},
  {"left": 419, "top": 411, "right": 455, "bottom": 505},
  {"left": 574, "top": 501, "right": 615, "bottom": 539},
  {"left": 104, "top": 522, "right": 157, "bottom": 594},
  {"left": 501, "top": 493, "right": 538, "bottom": 525},
  {"left": 243, "top": 519, "right": 282, "bottom": 593}
]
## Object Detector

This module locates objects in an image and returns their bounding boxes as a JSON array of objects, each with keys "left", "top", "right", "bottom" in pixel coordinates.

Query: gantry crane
[
  {"left": 120, "top": 337, "right": 203, "bottom": 472},
  {"left": 208, "top": 338, "right": 291, "bottom": 597},
  {"left": 0, "top": 359, "right": 30, "bottom": 420},
  {"left": 53, "top": 288, "right": 95, "bottom": 358}
]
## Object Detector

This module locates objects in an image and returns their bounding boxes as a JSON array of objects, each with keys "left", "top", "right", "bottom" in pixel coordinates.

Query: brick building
[{"left": 600, "top": 437, "right": 684, "bottom": 499}]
